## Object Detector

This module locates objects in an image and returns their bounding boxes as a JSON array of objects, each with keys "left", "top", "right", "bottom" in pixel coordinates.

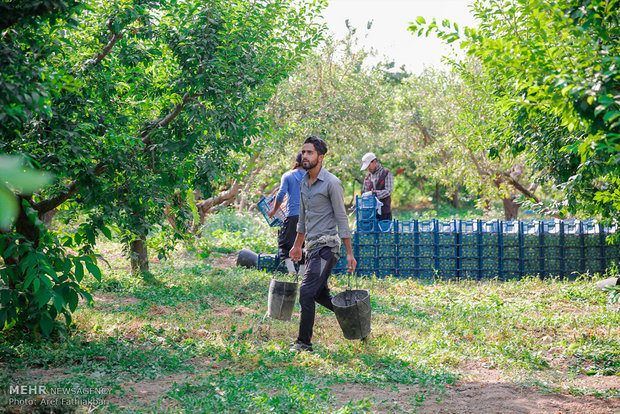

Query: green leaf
[
  {"left": 0, "top": 309, "right": 7, "bottom": 330},
  {"left": 101, "top": 226, "right": 112, "bottom": 240},
  {"left": 84, "top": 259, "right": 102, "bottom": 282},
  {"left": 74, "top": 259, "right": 84, "bottom": 282},
  {"left": 39, "top": 313, "right": 54, "bottom": 336},
  {"left": 0, "top": 184, "right": 17, "bottom": 229},
  {"left": 415, "top": 16, "right": 426, "bottom": 25},
  {"left": 67, "top": 290, "right": 79, "bottom": 312},
  {"left": 603, "top": 111, "right": 620, "bottom": 124}
]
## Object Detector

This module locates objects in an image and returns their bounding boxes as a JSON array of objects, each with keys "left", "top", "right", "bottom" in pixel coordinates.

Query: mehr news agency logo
[{"left": 7, "top": 384, "right": 111, "bottom": 407}]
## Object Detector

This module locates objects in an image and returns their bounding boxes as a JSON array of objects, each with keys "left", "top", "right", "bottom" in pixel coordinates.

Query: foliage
[
  {"left": 0, "top": 201, "right": 101, "bottom": 336},
  {"left": 0, "top": 155, "right": 52, "bottom": 229},
  {"left": 1, "top": 0, "right": 325, "bottom": 333},
  {"left": 253, "top": 29, "right": 405, "bottom": 201},
  {"left": 410, "top": 0, "right": 620, "bottom": 222},
  {"left": 197, "top": 208, "right": 277, "bottom": 255}
]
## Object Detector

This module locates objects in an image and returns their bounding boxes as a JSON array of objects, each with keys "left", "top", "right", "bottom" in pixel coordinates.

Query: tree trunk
[
  {"left": 450, "top": 185, "right": 461, "bottom": 209},
  {"left": 130, "top": 237, "right": 149, "bottom": 274},
  {"left": 502, "top": 197, "right": 520, "bottom": 220}
]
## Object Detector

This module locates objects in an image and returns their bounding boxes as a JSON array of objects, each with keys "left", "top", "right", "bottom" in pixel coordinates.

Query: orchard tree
[
  {"left": 248, "top": 29, "right": 404, "bottom": 207},
  {"left": 410, "top": 0, "right": 620, "bottom": 222},
  {"left": 0, "top": 0, "right": 324, "bottom": 335}
]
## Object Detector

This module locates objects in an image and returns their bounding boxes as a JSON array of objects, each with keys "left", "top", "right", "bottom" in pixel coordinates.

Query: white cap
[{"left": 360, "top": 152, "right": 376, "bottom": 171}]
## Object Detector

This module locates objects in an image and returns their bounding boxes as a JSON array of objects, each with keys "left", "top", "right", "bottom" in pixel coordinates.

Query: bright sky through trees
[{"left": 322, "top": 0, "right": 477, "bottom": 73}]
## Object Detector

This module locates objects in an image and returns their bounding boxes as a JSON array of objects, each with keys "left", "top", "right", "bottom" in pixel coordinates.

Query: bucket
[
  {"left": 267, "top": 279, "right": 298, "bottom": 321},
  {"left": 332, "top": 289, "right": 371, "bottom": 340},
  {"left": 236, "top": 248, "right": 258, "bottom": 268}
]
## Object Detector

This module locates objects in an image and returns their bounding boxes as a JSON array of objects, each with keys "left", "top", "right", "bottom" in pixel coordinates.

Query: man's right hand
[{"left": 289, "top": 246, "right": 302, "bottom": 263}]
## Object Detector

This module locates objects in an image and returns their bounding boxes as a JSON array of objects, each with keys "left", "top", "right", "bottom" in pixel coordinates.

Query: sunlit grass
[{"left": 1, "top": 221, "right": 619, "bottom": 412}]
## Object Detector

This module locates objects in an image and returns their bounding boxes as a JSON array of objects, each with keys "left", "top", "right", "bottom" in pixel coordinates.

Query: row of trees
[
  {"left": 2, "top": 0, "right": 617, "bottom": 336},
  {"left": 1, "top": 0, "right": 325, "bottom": 335}
]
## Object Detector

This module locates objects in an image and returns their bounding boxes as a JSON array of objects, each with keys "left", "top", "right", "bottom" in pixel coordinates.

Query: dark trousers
[
  {"left": 277, "top": 215, "right": 299, "bottom": 261},
  {"left": 296, "top": 246, "right": 338, "bottom": 346},
  {"left": 377, "top": 212, "right": 392, "bottom": 221}
]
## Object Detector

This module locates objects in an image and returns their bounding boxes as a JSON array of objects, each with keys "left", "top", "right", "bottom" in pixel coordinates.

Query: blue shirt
[{"left": 275, "top": 168, "right": 306, "bottom": 217}]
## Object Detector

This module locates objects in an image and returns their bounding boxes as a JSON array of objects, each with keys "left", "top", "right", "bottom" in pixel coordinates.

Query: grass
[{"left": 1, "top": 211, "right": 619, "bottom": 413}]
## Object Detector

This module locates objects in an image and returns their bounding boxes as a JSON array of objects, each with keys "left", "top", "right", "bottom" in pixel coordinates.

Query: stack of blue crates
[{"left": 257, "top": 194, "right": 620, "bottom": 279}]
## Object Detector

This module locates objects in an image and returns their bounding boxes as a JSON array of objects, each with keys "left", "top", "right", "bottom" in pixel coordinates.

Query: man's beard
[{"left": 302, "top": 159, "right": 317, "bottom": 170}]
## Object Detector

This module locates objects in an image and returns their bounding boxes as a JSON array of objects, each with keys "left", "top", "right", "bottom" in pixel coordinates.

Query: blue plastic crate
[
  {"left": 585, "top": 258, "right": 604, "bottom": 273},
  {"left": 257, "top": 196, "right": 285, "bottom": 227},
  {"left": 502, "top": 258, "right": 520, "bottom": 271},
  {"left": 438, "top": 246, "right": 456, "bottom": 258},
  {"left": 377, "top": 232, "right": 396, "bottom": 245},
  {"left": 461, "top": 258, "right": 478, "bottom": 271},
  {"left": 564, "top": 257, "right": 583, "bottom": 274},
  {"left": 399, "top": 220, "right": 414, "bottom": 233},
  {"left": 564, "top": 246, "right": 582, "bottom": 259},
  {"left": 398, "top": 244, "right": 415, "bottom": 257},
  {"left": 358, "top": 208, "right": 376, "bottom": 220},
  {"left": 398, "top": 257, "right": 416, "bottom": 269},
  {"left": 437, "top": 269, "right": 458, "bottom": 279},
  {"left": 356, "top": 233, "right": 376, "bottom": 245},
  {"left": 398, "top": 269, "right": 416, "bottom": 278},
  {"left": 418, "top": 232, "right": 434, "bottom": 246},
  {"left": 419, "top": 245, "right": 435, "bottom": 257},
  {"left": 257, "top": 253, "right": 279, "bottom": 270},
  {"left": 523, "top": 257, "right": 539, "bottom": 275},
  {"left": 542, "top": 246, "right": 561, "bottom": 259},
  {"left": 357, "top": 194, "right": 377, "bottom": 209},
  {"left": 564, "top": 234, "right": 582, "bottom": 247},
  {"left": 419, "top": 269, "right": 436, "bottom": 279},
  {"left": 544, "top": 258, "right": 562, "bottom": 274},
  {"left": 357, "top": 257, "right": 375, "bottom": 270},
  {"left": 377, "top": 269, "right": 396, "bottom": 278},
  {"left": 357, "top": 219, "right": 377, "bottom": 233},
  {"left": 378, "top": 244, "right": 396, "bottom": 256},
  {"left": 378, "top": 257, "right": 396, "bottom": 269},
  {"left": 438, "top": 257, "right": 456, "bottom": 270},
  {"left": 356, "top": 244, "right": 376, "bottom": 258},
  {"left": 377, "top": 220, "right": 396, "bottom": 232},
  {"left": 419, "top": 257, "right": 434, "bottom": 269},
  {"left": 398, "top": 233, "right": 415, "bottom": 245}
]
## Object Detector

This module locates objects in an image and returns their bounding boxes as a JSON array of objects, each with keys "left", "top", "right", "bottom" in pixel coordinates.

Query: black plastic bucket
[
  {"left": 267, "top": 279, "right": 298, "bottom": 321},
  {"left": 236, "top": 248, "right": 258, "bottom": 268},
  {"left": 332, "top": 289, "right": 371, "bottom": 340}
]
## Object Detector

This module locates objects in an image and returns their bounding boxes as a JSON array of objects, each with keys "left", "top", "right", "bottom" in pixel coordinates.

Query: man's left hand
[{"left": 347, "top": 254, "right": 357, "bottom": 273}]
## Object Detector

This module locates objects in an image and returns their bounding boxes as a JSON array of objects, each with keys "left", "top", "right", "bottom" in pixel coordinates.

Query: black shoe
[{"left": 290, "top": 340, "right": 313, "bottom": 352}]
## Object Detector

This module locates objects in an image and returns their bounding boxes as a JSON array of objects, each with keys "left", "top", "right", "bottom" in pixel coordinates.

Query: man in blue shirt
[{"left": 269, "top": 152, "right": 306, "bottom": 275}]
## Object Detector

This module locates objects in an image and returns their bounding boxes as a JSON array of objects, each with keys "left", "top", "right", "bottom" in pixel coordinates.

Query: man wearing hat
[{"left": 360, "top": 152, "right": 394, "bottom": 221}]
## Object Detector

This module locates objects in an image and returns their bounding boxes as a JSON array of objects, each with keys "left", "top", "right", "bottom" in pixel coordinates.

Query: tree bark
[
  {"left": 502, "top": 197, "right": 520, "bottom": 220},
  {"left": 196, "top": 181, "right": 241, "bottom": 227},
  {"left": 130, "top": 237, "right": 149, "bottom": 275}
]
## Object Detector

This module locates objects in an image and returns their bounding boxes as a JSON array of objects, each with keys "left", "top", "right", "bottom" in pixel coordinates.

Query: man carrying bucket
[{"left": 288, "top": 136, "right": 357, "bottom": 352}]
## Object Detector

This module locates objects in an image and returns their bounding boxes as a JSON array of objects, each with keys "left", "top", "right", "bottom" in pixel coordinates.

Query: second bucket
[
  {"left": 332, "top": 289, "right": 371, "bottom": 340},
  {"left": 267, "top": 279, "right": 298, "bottom": 321}
]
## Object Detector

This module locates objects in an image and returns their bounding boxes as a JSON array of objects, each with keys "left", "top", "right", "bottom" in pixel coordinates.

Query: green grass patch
[{"left": 1, "top": 242, "right": 619, "bottom": 412}]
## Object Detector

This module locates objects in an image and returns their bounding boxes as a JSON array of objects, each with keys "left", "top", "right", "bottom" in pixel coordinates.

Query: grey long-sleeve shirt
[{"left": 297, "top": 167, "right": 352, "bottom": 251}]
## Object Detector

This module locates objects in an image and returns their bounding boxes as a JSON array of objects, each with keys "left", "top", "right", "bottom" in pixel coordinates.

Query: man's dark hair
[{"left": 303, "top": 136, "right": 327, "bottom": 156}]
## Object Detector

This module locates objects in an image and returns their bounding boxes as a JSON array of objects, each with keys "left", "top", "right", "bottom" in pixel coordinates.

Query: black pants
[
  {"left": 377, "top": 211, "right": 392, "bottom": 221},
  {"left": 296, "top": 246, "right": 338, "bottom": 346},
  {"left": 277, "top": 215, "right": 299, "bottom": 262}
]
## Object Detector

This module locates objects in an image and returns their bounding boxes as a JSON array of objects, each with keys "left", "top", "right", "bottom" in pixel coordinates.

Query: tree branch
[
  {"left": 140, "top": 93, "right": 200, "bottom": 148},
  {"left": 33, "top": 162, "right": 107, "bottom": 215}
]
